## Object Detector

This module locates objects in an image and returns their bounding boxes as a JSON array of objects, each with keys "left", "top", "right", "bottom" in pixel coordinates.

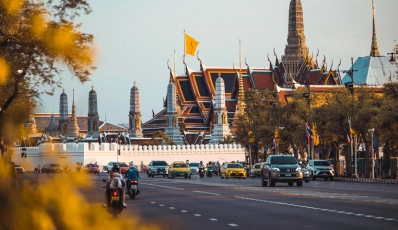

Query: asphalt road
[{"left": 24, "top": 172, "right": 398, "bottom": 230}]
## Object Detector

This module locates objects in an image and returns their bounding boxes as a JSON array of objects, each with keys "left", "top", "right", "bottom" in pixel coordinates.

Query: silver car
[
  {"left": 188, "top": 162, "right": 200, "bottom": 175},
  {"left": 306, "top": 160, "right": 335, "bottom": 181}
]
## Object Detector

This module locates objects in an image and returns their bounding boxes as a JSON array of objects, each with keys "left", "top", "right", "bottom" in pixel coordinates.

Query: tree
[
  {"left": 0, "top": 0, "right": 95, "bottom": 143},
  {"left": 151, "top": 131, "right": 175, "bottom": 145}
]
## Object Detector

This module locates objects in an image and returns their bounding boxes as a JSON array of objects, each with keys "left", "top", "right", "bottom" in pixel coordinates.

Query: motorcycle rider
[
  {"left": 198, "top": 161, "right": 205, "bottom": 176},
  {"left": 104, "top": 164, "right": 126, "bottom": 208},
  {"left": 125, "top": 162, "right": 140, "bottom": 195}
]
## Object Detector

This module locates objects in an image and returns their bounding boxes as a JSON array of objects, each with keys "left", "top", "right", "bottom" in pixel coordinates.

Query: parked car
[
  {"left": 260, "top": 155, "right": 303, "bottom": 187},
  {"left": 299, "top": 163, "right": 310, "bottom": 183},
  {"left": 14, "top": 165, "right": 25, "bottom": 173},
  {"left": 105, "top": 162, "right": 123, "bottom": 173},
  {"left": 306, "top": 160, "right": 335, "bottom": 181},
  {"left": 167, "top": 161, "right": 191, "bottom": 179},
  {"left": 147, "top": 160, "right": 169, "bottom": 177},
  {"left": 84, "top": 163, "right": 100, "bottom": 174},
  {"left": 249, "top": 163, "right": 262, "bottom": 178},
  {"left": 188, "top": 162, "right": 200, "bottom": 175},
  {"left": 221, "top": 161, "right": 247, "bottom": 179},
  {"left": 119, "top": 163, "right": 129, "bottom": 174}
]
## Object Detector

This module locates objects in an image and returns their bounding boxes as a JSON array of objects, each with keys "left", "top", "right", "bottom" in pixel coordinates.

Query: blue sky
[{"left": 35, "top": 0, "right": 398, "bottom": 125}]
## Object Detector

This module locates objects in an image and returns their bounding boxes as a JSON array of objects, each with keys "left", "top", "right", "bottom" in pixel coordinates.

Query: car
[
  {"left": 118, "top": 163, "right": 129, "bottom": 174},
  {"left": 221, "top": 161, "right": 247, "bottom": 179},
  {"left": 147, "top": 160, "right": 169, "bottom": 177},
  {"left": 84, "top": 163, "right": 100, "bottom": 174},
  {"left": 105, "top": 162, "right": 124, "bottom": 173},
  {"left": 167, "top": 161, "right": 191, "bottom": 179},
  {"left": 42, "top": 163, "right": 63, "bottom": 173},
  {"left": 249, "top": 163, "right": 262, "bottom": 178},
  {"left": 14, "top": 165, "right": 25, "bottom": 173},
  {"left": 188, "top": 162, "right": 200, "bottom": 175},
  {"left": 260, "top": 155, "right": 303, "bottom": 187},
  {"left": 306, "top": 160, "right": 335, "bottom": 181},
  {"left": 299, "top": 163, "right": 310, "bottom": 183}
]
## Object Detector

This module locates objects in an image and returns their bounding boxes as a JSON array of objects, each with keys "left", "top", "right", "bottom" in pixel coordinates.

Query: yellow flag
[
  {"left": 185, "top": 33, "right": 199, "bottom": 56},
  {"left": 312, "top": 122, "right": 320, "bottom": 146}
]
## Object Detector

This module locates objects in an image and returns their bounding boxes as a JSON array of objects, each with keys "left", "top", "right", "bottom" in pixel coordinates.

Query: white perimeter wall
[{"left": 10, "top": 143, "right": 246, "bottom": 171}]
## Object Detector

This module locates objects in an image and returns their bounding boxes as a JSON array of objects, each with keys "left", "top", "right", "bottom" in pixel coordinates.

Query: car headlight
[{"left": 272, "top": 167, "right": 280, "bottom": 172}]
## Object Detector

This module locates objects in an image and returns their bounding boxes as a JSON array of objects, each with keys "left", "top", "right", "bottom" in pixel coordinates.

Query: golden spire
[
  {"left": 370, "top": 0, "right": 380, "bottom": 57},
  {"left": 134, "top": 80, "right": 136, "bottom": 86}
]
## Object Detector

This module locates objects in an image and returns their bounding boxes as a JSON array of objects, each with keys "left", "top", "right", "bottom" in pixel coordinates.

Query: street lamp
[
  {"left": 303, "top": 84, "right": 311, "bottom": 160},
  {"left": 270, "top": 101, "right": 279, "bottom": 154},
  {"left": 343, "top": 57, "right": 357, "bottom": 178},
  {"left": 369, "top": 128, "right": 375, "bottom": 179}
]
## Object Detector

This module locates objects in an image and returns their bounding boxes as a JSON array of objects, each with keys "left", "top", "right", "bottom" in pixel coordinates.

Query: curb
[{"left": 335, "top": 177, "right": 398, "bottom": 184}]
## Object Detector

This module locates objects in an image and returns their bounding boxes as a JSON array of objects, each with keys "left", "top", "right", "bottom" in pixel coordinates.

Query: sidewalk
[{"left": 334, "top": 177, "right": 398, "bottom": 184}]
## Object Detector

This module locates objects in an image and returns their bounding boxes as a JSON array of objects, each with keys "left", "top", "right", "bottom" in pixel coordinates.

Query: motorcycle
[
  {"left": 102, "top": 179, "right": 124, "bottom": 218},
  {"left": 199, "top": 168, "right": 205, "bottom": 178},
  {"left": 126, "top": 179, "right": 139, "bottom": 199}
]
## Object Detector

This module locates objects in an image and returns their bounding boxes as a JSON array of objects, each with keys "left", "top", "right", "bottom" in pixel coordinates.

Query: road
[{"left": 25, "top": 173, "right": 398, "bottom": 230}]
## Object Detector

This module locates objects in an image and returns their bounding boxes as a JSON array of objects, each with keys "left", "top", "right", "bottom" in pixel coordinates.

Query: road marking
[
  {"left": 141, "top": 182, "right": 185, "bottom": 190},
  {"left": 209, "top": 218, "right": 218, "bottom": 221},
  {"left": 169, "top": 207, "right": 175, "bottom": 209},
  {"left": 159, "top": 204, "right": 165, "bottom": 207},
  {"left": 194, "top": 214, "right": 202, "bottom": 217},
  {"left": 193, "top": 191, "right": 221, "bottom": 196},
  {"left": 228, "top": 223, "right": 238, "bottom": 227},
  {"left": 181, "top": 210, "right": 188, "bottom": 213},
  {"left": 150, "top": 202, "right": 156, "bottom": 204},
  {"left": 235, "top": 196, "right": 398, "bottom": 222}
]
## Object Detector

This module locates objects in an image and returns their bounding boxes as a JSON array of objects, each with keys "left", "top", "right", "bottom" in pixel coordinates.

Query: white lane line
[
  {"left": 169, "top": 207, "right": 175, "bottom": 209},
  {"left": 159, "top": 204, "right": 165, "bottom": 207},
  {"left": 228, "top": 223, "right": 238, "bottom": 227},
  {"left": 181, "top": 210, "right": 188, "bottom": 213},
  {"left": 209, "top": 218, "right": 218, "bottom": 221},
  {"left": 193, "top": 191, "right": 221, "bottom": 196},
  {"left": 235, "top": 196, "right": 398, "bottom": 222},
  {"left": 141, "top": 182, "right": 185, "bottom": 190},
  {"left": 194, "top": 214, "right": 202, "bottom": 217},
  {"left": 150, "top": 202, "right": 156, "bottom": 204}
]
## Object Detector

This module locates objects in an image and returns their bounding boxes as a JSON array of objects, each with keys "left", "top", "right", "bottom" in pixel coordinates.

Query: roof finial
[
  {"left": 91, "top": 85, "right": 94, "bottom": 90},
  {"left": 134, "top": 80, "right": 136, "bottom": 86},
  {"left": 370, "top": 0, "right": 380, "bottom": 57}
]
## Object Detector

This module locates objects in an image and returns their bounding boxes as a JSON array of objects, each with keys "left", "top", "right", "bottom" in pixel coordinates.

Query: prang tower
[
  {"left": 129, "top": 81, "right": 143, "bottom": 137},
  {"left": 87, "top": 86, "right": 99, "bottom": 138},
  {"left": 67, "top": 89, "right": 80, "bottom": 138},
  {"left": 282, "top": 0, "right": 310, "bottom": 80},
  {"left": 58, "top": 89, "right": 69, "bottom": 136},
  {"left": 164, "top": 81, "right": 183, "bottom": 145}
]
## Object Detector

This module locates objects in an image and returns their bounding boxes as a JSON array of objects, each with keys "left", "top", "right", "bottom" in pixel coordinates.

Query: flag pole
[
  {"left": 183, "top": 29, "right": 186, "bottom": 57},
  {"left": 174, "top": 49, "right": 176, "bottom": 78}
]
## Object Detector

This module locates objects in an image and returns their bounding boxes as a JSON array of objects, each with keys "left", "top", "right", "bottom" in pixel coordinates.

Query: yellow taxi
[
  {"left": 167, "top": 161, "right": 192, "bottom": 179},
  {"left": 221, "top": 161, "right": 247, "bottom": 179}
]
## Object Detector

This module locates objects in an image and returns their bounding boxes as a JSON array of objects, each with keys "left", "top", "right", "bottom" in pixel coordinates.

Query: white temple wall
[{"left": 10, "top": 143, "right": 246, "bottom": 171}]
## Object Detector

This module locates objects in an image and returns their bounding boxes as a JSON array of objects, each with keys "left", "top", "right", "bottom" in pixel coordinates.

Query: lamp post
[
  {"left": 369, "top": 128, "right": 375, "bottom": 179},
  {"left": 344, "top": 57, "right": 357, "bottom": 178},
  {"left": 303, "top": 85, "right": 311, "bottom": 159},
  {"left": 270, "top": 101, "right": 279, "bottom": 154}
]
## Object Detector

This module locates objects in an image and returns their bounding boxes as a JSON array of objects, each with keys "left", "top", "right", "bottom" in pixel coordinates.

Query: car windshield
[
  {"left": 254, "top": 164, "right": 261, "bottom": 169},
  {"left": 153, "top": 161, "right": 168, "bottom": 166},
  {"left": 270, "top": 157, "right": 297, "bottom": 164},
  {"left": 189, "top": 163, "right": 199, "bottom": 167},
  {"left": 50, "top": 164, "right": 61, "bottom": 167},
  {"left": 227, "top": 164, "right": 243, "bottom": 168},
  {"left": 314, "top": 161, "right": 330, "bottom": 166},
  {"left": 173, "top": 163, "right": 187, "bottom": 168}
]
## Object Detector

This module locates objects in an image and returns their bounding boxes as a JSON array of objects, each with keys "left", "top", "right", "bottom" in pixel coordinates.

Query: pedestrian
[
  {"left": 37, "top": 165, "right": 41, "bottom": 174},
  {"left": 140, "top": 161, "right": 144, "bottom": 172}
]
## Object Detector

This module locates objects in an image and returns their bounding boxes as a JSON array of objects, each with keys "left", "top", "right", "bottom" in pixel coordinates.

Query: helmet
[
  {"left": 129, "top": 162, "right": 135, "bottom": 168},
  {"left": 112, "top": 164, "right": 120, "bottom": 172}
]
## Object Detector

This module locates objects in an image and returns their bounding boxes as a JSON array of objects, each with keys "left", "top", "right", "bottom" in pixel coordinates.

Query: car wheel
[
  {"left": 172, "top": 174, "right": 175, "bottom": 179},
  {"left": 163, "top": 175, "right": 166, "bottom": 177},
  {"left": 312, "top": 176, "right": 316, "bottom": 181},
  {"left": 152, "top": 174, "right": 155, "bottom": 178},
  {"left": 243, "top": 177, "right": 246, "bottom": 179},
  {"left": 288, "top": 181, "right": 293, "bottom": 186},
  {"left": 324, "top": 177, "right": 328, "bottom": 181},
  {"left": 297, "top": 180, "right": 303, "bottom": 187},
  {"left": 269, "top": 174, "right": 275, "bottom": 187},
  {"left": 305, "top": 180, "right": 309, "bottom": 183},
  {"left": 185, "top": 175, "right": 188, "bottom": 179},
  {"left": 188, "top": 175, "right": 191, "bottom": 179},
  {"left": 330, "top": 177, "right": 334, "bottom": 181},
  {"left": 147, "top": 172, "right": 150, "bottom": 177}
]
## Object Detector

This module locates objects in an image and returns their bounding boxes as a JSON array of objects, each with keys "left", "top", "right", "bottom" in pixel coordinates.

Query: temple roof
[{"left": 341, "top": 56, "right": 397, "bottom": 86}]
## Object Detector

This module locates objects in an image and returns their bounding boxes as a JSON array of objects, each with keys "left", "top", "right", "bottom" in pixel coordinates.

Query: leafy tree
[
  {"left": 0, "top": 0, "right": 95, "bottom": 143},
  {"left": 219, "top": 134, "right": 234, "bottom": 144}
]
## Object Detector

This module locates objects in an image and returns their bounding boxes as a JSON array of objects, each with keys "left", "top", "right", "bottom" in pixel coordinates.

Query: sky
[{"left": 35, "top": 0, "right": 398, "bottom": 126}]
